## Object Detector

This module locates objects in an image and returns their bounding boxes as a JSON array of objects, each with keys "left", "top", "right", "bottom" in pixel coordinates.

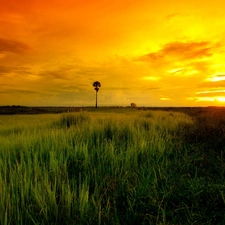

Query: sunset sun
[{"left": 217, "top": 97, "right": 225, "bottom": 102}]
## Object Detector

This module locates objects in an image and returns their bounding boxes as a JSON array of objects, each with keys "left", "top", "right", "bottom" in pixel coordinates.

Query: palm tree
[{"left": 93, "top": 81, "right": 101, "bottom": 108}]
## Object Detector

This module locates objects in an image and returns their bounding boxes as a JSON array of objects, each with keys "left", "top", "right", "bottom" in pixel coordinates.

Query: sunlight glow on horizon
[{"left": 216, "top": 97, "right": 225, "bottom": 102}]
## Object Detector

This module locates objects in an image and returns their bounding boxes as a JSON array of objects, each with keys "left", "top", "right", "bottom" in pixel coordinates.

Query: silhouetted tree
[
  {"left": 93, "top": 81, "right": 101, "bottom": 108},
  {"left": 131, "top": 102, "right": 137, "bottom": 109}
]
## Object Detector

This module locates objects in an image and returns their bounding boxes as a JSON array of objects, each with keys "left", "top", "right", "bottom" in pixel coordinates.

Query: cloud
[
  {"left": 210, "top": 74, "right": 225, "bottom": 80},
  {"left": 199, "top": 80, "right": 225, "bottom": 89},
  {"left": 136, "top": 40, "right": 222, "bottom": 86},
  {"left": 0, "top": 38, "right": 32, "bottom": 54},
  {"left": 140, "top": 41, "right": 213, "bottom": 63},
  {"left": 198, "top": 74, "right": 225, "bottom": 89},
  {"left": 215, "top": 74, "right": 225, "bottom": 78},
  {"left": 0, "top": 65, "right": 32, "bottom": 76},
  {"left": 188, "top": 60, "right": 211, "bottom": 73},
  {"left": 143, "top": 87, "right": 161, "bottom": 91},
  {"left": 160, "top": 97, "right": 170, "bottom": 101},
  {"left": 163, "top": 41, "right": 212, "bottom": 59},
  {"left": 196, "top": 90, "right": 225, "bottom": 97},
  {"left": 39, "top": 67, "right": 70, "bottom": 80},
  {"left": 103, "top": 86, "right": 160, "bottom": 91},
  {"left": 39, "top": 63, "right": 106, "bottom": 78},
  {"left": 0, "top": 88, "right": 39, "bottom": 95},
  {"left": 0, "top": 66, "right": 13, "bottom": 75},
  {"left": 164, "top": 13, "right": 180, "bottom": 21}
]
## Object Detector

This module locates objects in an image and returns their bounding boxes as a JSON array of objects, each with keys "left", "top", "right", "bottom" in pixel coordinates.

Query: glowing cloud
[
  {"left": 160, "top": 98, "right": 170, "bottom": 101},
  {"left": 142, "top": 76, "right": 161, "bottom": 81},
  {"left": 206, "top": 74, "right": 225, "bottom": 82},
  {"left": 196, "top": 97, "right": 215, "bottom": 102}
]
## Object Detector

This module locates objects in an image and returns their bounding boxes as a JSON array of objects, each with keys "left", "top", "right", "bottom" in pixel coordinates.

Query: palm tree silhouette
[{"left": 93, "top": 81, "right": 101, "bottom": 108}]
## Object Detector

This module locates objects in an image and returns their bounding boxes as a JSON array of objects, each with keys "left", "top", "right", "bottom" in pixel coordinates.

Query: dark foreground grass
[{"left": 0, "top": 110, "right": 225, "bottom": 224}]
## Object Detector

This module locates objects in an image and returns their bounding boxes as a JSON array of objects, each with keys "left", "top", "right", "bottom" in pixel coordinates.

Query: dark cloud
[
  {"left": 38, "top": 64, "right": 108, "bottom": 81},
  {"left": 140, "top": 41, "right": 213, "bottom": 63},
  {"left": 144, "top": 87, "right": 161, "bottom": 90},
  {"left": 0, "top": 66, "right": 12, "bottom": 75},
  {"left": 0, "top": 38, "right": 32, "bottom": 54},
  {"left": 0, "top": 89, "right": 39, "bottom": 95},
  {"left": 0, "top": 65, "right": 32, "bottom": 76},
  {"left": 56, "top": 85, "right": 88, "bottom": 93},
  {"left": 164, "top": 13, "right": 180, "bottom": 21},
  {"left": 163, "top": 41, "right": 212, "bottom": 59},
  {"left": 41, "top": 70, "right": 68, "bottom": 80},
  {"left": 103, "top": 87, "right": 132, "bottom": 91},
  {"left": 74, "top": 65, "right": 108, "bottom": 79},
  {"left": 38, "top": 66, "right": 73, "bottom": 80}
]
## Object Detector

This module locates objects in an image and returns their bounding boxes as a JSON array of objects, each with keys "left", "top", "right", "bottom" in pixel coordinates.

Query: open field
[
  {"left": 0, "top": 108, "right": 225, "bottom": 224},
  {"left": 1, "top": 105, "right": 225, "bottom": 116}
]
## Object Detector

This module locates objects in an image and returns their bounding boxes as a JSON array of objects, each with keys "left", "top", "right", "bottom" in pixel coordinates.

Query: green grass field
[{"left": 0, "top": 109, "right": 225, "bottom": 224}]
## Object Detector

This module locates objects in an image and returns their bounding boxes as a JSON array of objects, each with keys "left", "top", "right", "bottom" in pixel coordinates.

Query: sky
[{"left": 1, "top": 0, "right": 225, "bottom": 107}]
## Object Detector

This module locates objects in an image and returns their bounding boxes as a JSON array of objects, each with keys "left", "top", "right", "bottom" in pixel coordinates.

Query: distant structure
[{"left": 131, "top": 102, "right": 137, "bottom": 109}]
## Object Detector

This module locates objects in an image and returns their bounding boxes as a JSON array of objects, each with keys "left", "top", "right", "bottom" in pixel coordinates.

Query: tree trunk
[{"left": 95, "top": 91, "right": 98, "bottom": 108}]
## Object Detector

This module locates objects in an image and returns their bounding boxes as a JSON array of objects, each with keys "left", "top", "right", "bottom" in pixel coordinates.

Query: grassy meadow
[{"left": 0, "top": 109, "right": 225, "bottom": 224}]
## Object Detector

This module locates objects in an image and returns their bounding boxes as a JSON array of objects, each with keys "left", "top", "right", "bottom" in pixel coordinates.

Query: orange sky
[{"left": 1, "top": 0, "right": 225, "bottom": 106}]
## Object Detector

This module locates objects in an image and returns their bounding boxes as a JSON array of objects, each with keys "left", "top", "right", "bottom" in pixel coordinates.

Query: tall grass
[{"left": 0, "top": 110, "right": 224, "bottom": 224}]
